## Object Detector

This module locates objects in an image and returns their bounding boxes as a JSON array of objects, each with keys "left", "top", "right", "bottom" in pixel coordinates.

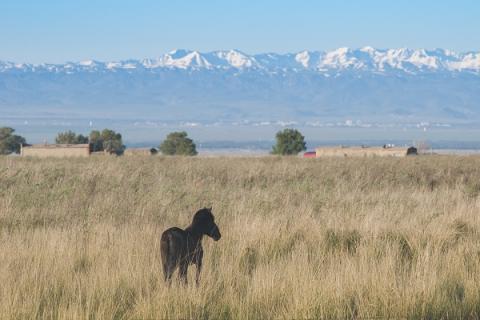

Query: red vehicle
[{"left": 303, "top": 151, "right": 316, "bottom": 158}]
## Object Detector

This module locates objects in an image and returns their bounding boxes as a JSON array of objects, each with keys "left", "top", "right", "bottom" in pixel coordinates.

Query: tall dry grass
[{"left": 1, "top": 155, "right": 480, "bottom": 319}]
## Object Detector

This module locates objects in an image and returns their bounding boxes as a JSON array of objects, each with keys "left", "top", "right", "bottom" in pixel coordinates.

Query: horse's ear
[{"left": 208, "top": 206, "right": 212, "bottom": 211}]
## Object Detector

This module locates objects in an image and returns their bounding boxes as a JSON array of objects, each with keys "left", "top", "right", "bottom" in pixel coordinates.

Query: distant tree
[
  {"left": 89, "top": 129, "right": 125, "bottom": 155},
  {"left": 55, "top": 130, "right": 89, "bottom": 144},
  {"left": 0, "top": 127, "right": 26, "bottom": 155},
  {"left": 89, "top": 130, "right": 103, "bottom": 152},
  {"left": 159, "top": 131, "right": 198, "bottom": 156},
  {"left": 271, "top": 128, "right": 306, "bottom": 155},
  {"left": 100, "top": 129, "right": 125, "bottom": 155},
  {"left": 77, "top": 134, "right": 89, "bottom": 144}
]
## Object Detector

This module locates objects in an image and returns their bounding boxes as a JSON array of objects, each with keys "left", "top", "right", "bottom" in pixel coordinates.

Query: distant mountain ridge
[
  {"left": 1, "top": 47, "right": 480, "bottom": 74},
  {"left": 1, "top": 47, "right": 480, "bottom": 124}
]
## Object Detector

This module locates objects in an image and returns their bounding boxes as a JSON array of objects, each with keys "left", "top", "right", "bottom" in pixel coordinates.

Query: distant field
[{"left": 1, "top": 156, "right": 480, "bottom": 319}]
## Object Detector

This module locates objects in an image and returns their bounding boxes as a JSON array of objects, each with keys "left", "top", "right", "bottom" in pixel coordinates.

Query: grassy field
[{"left": 1, "top": 155, "right": 480, "bottom": 319}]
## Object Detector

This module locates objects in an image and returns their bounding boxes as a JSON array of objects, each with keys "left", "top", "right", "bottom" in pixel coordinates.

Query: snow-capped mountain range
[
  {"left": 1, "top": 47, "right": 480, "bottom": 125},
  {"left": 1, "top": 47, "right": 480, "bottom": 74}
]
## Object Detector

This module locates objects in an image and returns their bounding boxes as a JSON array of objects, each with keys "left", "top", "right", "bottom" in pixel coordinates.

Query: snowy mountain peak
[
  {"left": 360, "top": 46, "right": 376, "bottom": 53},
  {"left": 168, "top": 49, "right": 191, "bottom": 58},
  {"left": 295, "top": 51, "right": 311, "bottom": 68},
  {"left": 221, "top": 49, "right": 256, "bottom": 68},
  {"left": 159, "top": 50, "right": 211, "bottom": 69},
  {"left": 79, "top": 60, "right": 97, "bottom": 66},
  {"left": 334, "top": 47, "right": 351, "bottom": 55},
  {"left": 408, "top": 49, "right": 438, "bottom": 69},
  {"left": 321, "top": 47, "right": 363, "bottom": 70}
]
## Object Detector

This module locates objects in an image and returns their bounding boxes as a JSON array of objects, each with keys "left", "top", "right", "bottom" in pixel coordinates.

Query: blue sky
[{"left": 1, "top": 0, "right": 479, "bottom": 63}]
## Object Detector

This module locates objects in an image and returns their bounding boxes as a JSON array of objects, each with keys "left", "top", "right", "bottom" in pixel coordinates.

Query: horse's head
[{"left": 192, "top": 207, "right": 221, "bottom": 241}]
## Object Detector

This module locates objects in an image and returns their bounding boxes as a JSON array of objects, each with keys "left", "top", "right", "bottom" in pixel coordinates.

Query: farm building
[
  {"left": 315, "top": 146, "right": 417, "bottom": 158},
  {"left": 124, "top": 148, "right": 158, "bottom": 156},
  {"left": 21, "top": 144, "right": 90, "bottom": 158}
]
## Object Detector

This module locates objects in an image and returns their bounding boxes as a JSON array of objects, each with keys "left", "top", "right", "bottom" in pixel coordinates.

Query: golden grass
[{"left": 1, "top": 155, "right": 480, "bottom": 319}]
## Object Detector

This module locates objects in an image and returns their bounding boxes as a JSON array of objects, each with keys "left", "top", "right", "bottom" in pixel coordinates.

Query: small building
[
  {"left": 123, "top": 148, "right": 158, "bottom": 156},
  {"left": 21, "top": 144, "right": 90, "bottom": 158},
  {"left": 315, "top": 146, "right": 417, "bottom": 158}
]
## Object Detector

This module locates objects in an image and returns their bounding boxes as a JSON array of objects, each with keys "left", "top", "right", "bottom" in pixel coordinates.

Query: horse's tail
[{"left": 160, "top": 231, "right": 171, "bottom": 281}]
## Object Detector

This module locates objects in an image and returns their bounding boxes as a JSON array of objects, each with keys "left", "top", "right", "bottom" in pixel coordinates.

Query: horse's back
[{"left": 161, "top": 227, "right": 185, "bottom": 239}]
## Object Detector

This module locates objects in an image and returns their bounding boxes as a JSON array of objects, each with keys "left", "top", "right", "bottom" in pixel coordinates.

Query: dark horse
[{"left": 160, "top": 207, "right": 221, "bottom": 284}]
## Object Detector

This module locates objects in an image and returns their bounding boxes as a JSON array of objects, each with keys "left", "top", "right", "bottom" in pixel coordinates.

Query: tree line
[{"left": 0, "top": 127, "right": 306, "bottom": 156}]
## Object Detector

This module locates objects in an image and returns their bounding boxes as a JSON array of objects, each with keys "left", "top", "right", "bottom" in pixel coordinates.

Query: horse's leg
[
  {"left": 195, "top": 260, "right": 202, "bottom": 286},
  {"left": 195, "top": 249, "right": 203, "bottom": 286},
  {"left": 179, "top": 262, "right": 188, "bottom": 285}
]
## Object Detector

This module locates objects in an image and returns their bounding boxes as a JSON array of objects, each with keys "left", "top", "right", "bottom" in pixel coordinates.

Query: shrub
[
  {"left": 159, "top": 131, "right": 197, "bottom": 156},
  {"left": 0, "top": 127, "right": 26, "bottom": 155},
  {"left": 271, "top": 128, "right": 306, "bottom": 155}
]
